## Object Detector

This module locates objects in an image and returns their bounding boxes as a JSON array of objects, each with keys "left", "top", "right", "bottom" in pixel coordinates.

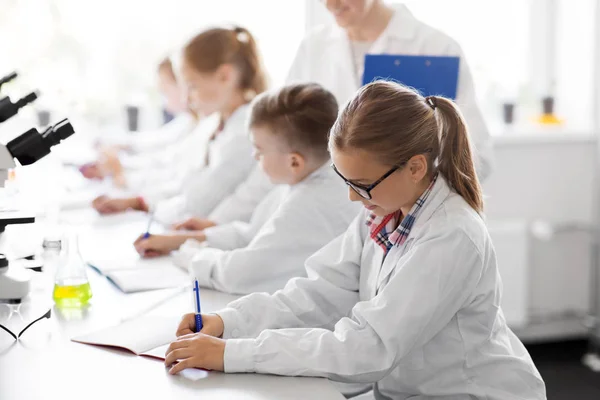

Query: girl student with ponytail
[
  {"left": 163, "top": 81, "right": 546, "bottom": 400},
  {"left": 83, "top": 57, "right": 201, "bottom": 190},
  {"left": 93, "top": 26, "right": 267, "bottom": 224}
]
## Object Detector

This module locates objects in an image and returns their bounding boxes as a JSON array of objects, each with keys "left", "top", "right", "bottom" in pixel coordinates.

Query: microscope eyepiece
[
  {"left": 0, "top": 91, "right": 39, "bottom": 123},
  {"left": 6, "top": 119, "right": 75, "bottom": 166},
  {"left": 0, "top": 72, "right": 18, "bottom": 91}
]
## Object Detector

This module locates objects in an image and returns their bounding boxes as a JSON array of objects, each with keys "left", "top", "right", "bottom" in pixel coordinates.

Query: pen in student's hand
[
  {"left": 193, "top": 279, "right": 203, "bottom": 332},
  {"left": 143, "top": 212, "right": 155, "bottom": 239}
]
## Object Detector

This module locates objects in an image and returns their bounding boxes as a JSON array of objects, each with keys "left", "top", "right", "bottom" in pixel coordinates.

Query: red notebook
[{"left": 72, "top": 315, "right": 209, "bottom": 380}]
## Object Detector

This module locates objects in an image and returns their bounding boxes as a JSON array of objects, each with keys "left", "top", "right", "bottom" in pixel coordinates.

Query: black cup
[
  {"left": 126, "top": 105, "right": 139, "bottom": 132},
  {"left": 503, "top": 103, "right": 515, "bottom": 125},
  {"left": 542, "top": 96, "right": 554, "bottom": 115},
  {"left": 36, "top": 110, "right": 51, "bottom": 127}
]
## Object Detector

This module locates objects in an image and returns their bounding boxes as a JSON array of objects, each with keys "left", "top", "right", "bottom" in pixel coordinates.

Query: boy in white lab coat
[
  {"left": 91, "top": 26, "right": 267, "bottom": 223},
  {"left": 133, "top": 83, "right": 360, "bottom": 295},
  {"left": 164, "top": 81, "right": 546, "bottom": 400}
]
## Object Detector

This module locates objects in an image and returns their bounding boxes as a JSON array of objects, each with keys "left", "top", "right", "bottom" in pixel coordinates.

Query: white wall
[{"left": 484, "top": 134, "right": 596, "bottom": 332}]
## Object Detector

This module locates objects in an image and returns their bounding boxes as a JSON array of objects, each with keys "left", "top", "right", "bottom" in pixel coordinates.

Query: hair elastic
[{"left": 426, "top": 96, "right": 437, "bottom": 110}]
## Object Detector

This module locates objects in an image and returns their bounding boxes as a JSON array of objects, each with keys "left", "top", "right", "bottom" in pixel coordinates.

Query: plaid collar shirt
[{"left": 366, "top": 174, "right": 438, "bottom": 254}]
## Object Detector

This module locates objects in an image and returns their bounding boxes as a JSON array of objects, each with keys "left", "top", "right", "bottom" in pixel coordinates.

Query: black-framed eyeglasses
[
  {"left": 331, "top": 163, "right": 404, "bottom": 200},
  {"left": 0, "top": 308, "right": 51, "bottom": 340}
]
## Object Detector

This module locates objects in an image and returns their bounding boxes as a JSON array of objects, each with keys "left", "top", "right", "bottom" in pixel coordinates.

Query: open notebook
[
  {"left": 80, "top": 230, "right": 190, "bottom": 293},
  {"left": 72, "top": 315, "right": 208, "bottom": 380},
  {"left": 88, "top": 257, "right": 190, "bottom": 293}
]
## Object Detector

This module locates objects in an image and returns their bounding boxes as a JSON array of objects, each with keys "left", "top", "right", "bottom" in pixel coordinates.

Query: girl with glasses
[{"left": 164, "top": 81, "right": 545, "bottom": 400}]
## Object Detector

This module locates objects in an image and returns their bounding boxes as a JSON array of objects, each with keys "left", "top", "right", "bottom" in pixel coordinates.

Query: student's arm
[
  {"left": 183, "top": 221, "right": 254, "bottom": 252},
  {"left": 127, "top": 114, "right": 195, "bottom": 154},
  {"left": 176, "top": 182, "right": 284, "bottom": 260},
  {"left": 214, "top": 213, "right": 366, "bottom": 339},
  {"left": 223, "top": 228, "right": 484, "bottom": 382},
  {"left": 188, "top": 195, "right": 349, "bottom": 295}
]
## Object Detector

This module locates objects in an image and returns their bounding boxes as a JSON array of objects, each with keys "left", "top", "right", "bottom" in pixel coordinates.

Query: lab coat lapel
[
  {"left": 326, "top": 27, "right": 360, "bottom": 100},
  {"left": 367, "top": 25, "right": 390, "bottom": 55},
  {"left": 375, "top": 177, "right": 451, "bottom": 291},
  {"left": 368, "top": 3, "right": 419, "bottom": 55}
]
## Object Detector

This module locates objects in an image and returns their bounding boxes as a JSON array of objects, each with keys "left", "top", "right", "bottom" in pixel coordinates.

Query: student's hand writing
[
  {"left": 172, "top": 217, "right": 217, "bottom": 231},
  {"left": 176, "top": 313, "right": 224, "bottom": 337},
  {"left": 92, "top": 196, "right": 142, "bottom": 214},
  {"left": 164, "top": 333, "right": 225, "bottom": 374},
  {"left": 133, "top": 234, "right": 188, "bottom": 257}
]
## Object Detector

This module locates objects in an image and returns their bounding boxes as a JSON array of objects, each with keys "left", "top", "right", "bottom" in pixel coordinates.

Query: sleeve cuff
[
  {"left": 153, "top": 196, "right": 188, "bottom": 225},
  {"left": 207, "top": 210, "right": 227, "bottom": 225},
  {"left": 203, "top": 223, "right": 246, "bottom": 250},
  {"left": 202, "top": 225, "right": 221, "bottom": 247},
  {"left": 223, "top": 339, "right": 257, "bottom": 373},
  {"left": 172, "top": 239, "right": 207, "bottom": 270},
  {"left": 217, "top": 307, "right": 246, "bottom": 339},
  {"left": 189, "top": 247, "right": 224, "bottom": 288}
]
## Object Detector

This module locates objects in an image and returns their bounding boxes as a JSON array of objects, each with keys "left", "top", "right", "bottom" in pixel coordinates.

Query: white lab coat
[
  {"left": 123, "top": 112, "right": 197, "bottom": 154},
  {"left": 207, "top": 164, "right": 274, "bottom": 224},
  {"left": 216, "top": 176, "right": 545, "bottom": 400},
  {"left": 124, "top": 114, "right": 218, "bottom": 197},
  {"left": 153, "top": 105, "right": 255, "bottom": 224},
  {"left": 174, "top": 163, "right": 360, "bottom": 295},
  {"left": 95, "top": 112, "right": 196, "bottom": 153},
  {"left": 287, "top": 3, "right": 493, "bottom": 181}
]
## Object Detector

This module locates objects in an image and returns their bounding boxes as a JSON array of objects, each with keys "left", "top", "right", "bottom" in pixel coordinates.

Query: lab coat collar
[
  {"left": 324, "top": 3, "right": 420, "bottom": 85},
  {"left": 222, "top": 103, "right": 250, "bottom": 131},
  {"left": 374, "top": 175, "right": 450, "bottom": 292},
  {"left": 326, "top": 3, "right": 419, "bottom": 43},
  {"left": 409, "top": 174, "right": 451, "bottom": 234},
  {"left": 310, "top": 160, "right": 333, "bottom": 177},
  {"left": 376, "top": 3, "right": 420, "bottom": 41},
  {"left": 297, "top": 161, "right": 333, "bottom": 185}
]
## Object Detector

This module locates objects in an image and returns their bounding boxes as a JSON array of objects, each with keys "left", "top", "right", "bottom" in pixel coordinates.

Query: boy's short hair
[{"left": 248, "top": 83, "right": 338, "bottom": 161}]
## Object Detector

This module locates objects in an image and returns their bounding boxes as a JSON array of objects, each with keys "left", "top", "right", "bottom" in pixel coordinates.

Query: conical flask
[{"left": 53, "top": 233, "right": 92, "bottom": 307}]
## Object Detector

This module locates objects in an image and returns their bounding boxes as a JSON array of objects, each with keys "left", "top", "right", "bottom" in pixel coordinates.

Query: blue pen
[
  {"left": 142, "top": 212, "right": 155, "bottom": 239},
  {"left": 193, "top": 279, "right": 203, "bottom": 332}
]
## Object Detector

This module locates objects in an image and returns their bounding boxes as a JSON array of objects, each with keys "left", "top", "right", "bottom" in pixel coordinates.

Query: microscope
[
  {"left": 0, "top": 71, "right": 38, "bottom": 124},
  {"left": 0, "top": 71, "right": 76, "bottom": 302}
]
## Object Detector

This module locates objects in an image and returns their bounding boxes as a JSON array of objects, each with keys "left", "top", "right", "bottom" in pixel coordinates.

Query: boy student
[{"left": 134, "top": 83, "right": 360, "bottom": 295}]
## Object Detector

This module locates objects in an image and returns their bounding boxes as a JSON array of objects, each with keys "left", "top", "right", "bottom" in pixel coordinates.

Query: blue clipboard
[{"left": 362, "top": 55, "right": 460, "bottom": 100}]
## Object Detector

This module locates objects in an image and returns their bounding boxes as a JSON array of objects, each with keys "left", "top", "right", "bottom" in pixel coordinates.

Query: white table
[{"left": 0, "top": 214, "right": 344, "bottom": 400}]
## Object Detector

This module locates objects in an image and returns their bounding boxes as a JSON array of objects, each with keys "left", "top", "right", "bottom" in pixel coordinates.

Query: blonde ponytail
[
  {"left": 428, "top": 96, "right": 483, "bottom": 213},
  {"left": 183, "top": 26, "right": 268, "bottom": 102},
  {"left": 330, "top": 81, "right": 483, "bottom": 213},
  {"left": 232, "top": 26, "right": 268, "bottom": 98}
]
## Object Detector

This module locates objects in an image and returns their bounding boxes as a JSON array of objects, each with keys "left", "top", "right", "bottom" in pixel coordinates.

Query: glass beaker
[{"left": 52, "top": 233, "right": 92, "bottom": 307}]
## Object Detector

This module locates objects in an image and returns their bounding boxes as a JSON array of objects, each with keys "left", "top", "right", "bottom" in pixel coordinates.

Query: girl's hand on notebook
[
  {"left": 165, "top": 333, "right": 225, "bottom": 373},
  {"left": 172, "top": 217, "right": 217, "bottom": 231},
  {"left": 92, "top": 196, "right": 140, "bottom": 214},
  {"left": 133, "top": 234, "right": 188, "bottom": 257}
]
